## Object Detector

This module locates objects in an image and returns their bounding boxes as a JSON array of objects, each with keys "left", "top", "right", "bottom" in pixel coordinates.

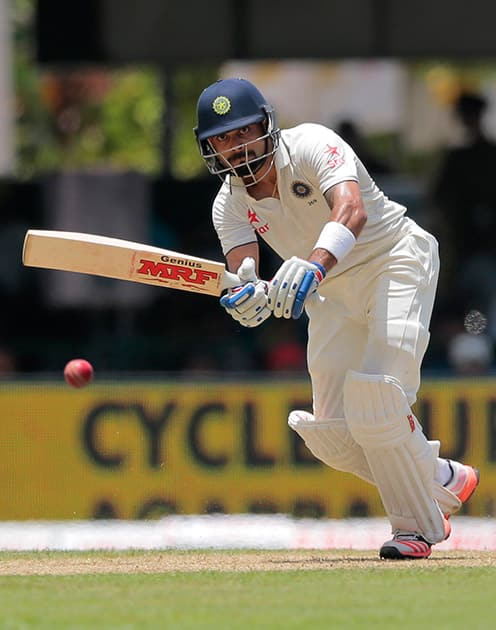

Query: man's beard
[{"left": 231, "top": 154, "right": 267, "bottom": 178}]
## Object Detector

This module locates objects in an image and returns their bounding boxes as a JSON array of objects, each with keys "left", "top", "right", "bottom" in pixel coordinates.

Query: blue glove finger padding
[
  {"left": 268, "top": 257, "right": 326, "bottom": 320},
  {"left": 220, "top": 283, "right": 255, "bottom": 309},
  {"left": 292, "top": 270, "right": 317, "bottom": 319}
]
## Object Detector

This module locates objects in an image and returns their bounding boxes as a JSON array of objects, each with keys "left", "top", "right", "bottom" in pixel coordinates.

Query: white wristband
[{"left": 313, "top": 222, "right": 356, "bottom": 262}]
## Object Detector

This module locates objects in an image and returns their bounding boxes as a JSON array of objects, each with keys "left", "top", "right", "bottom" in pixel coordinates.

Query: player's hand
[
  {"left": 220, "top": 257, "right": 271, "bottom": 328},
  {"left": 268, "top": 256, "right": 326, "bottom": 319}
]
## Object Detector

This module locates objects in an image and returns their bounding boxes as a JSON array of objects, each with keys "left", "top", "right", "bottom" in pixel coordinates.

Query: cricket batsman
[{"left": 194, "top": 78, "right": 479, "bottom": 559}]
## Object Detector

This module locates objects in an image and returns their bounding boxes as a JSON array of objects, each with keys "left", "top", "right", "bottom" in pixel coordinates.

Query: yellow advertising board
[{"left": 0, "top": 377, "right": 494, "bottom": 519}]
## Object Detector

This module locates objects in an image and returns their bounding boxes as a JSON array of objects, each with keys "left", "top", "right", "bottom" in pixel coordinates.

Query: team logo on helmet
[
  {"left": 291, "top": 181, "right": 312, "bottom": 198},
  {"left": 212, "top": 96, "right": 231, "bottom": 115}
]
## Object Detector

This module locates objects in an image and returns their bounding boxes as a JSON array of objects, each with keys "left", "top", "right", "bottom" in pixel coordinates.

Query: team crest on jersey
[
  {"left": 291, "top": 181, "right": 312, "bottom": 198},
  {"left": 212, "top": 96, "right": 231, "bottom": 115},
  {"left": 324, "top": 144, "right": 345, "bottom": 170}
]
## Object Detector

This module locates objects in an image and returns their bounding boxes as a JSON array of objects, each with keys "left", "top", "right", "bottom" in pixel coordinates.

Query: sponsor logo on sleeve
[
  {"left": 324, "top": 144, "right": 345, "bottom": 170},
  {"left": 407, "top": 414, "right": 416, "bottom": 432}
]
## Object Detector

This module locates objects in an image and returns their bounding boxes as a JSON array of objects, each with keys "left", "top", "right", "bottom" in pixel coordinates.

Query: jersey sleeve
[
  {"left": 296, "top": 123, "right": 359, "bottom": 193},
  {"left": 212, "top": 188, "right": 257, "bottom": 256}
]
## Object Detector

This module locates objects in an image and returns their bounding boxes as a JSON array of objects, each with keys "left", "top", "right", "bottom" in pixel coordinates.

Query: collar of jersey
[{"left": 275, "top": 135, "right": 291, "bottom": 169}]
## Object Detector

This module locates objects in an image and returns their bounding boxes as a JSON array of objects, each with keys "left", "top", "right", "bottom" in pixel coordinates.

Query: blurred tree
[
  {"left": 12, "top": 0, "right": 217, "bottom": 179},
  {"left": 170, "top": 66, "right": 220, "bottom": 179}
]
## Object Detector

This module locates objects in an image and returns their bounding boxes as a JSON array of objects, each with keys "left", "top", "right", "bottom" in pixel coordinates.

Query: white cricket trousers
[{"left": 306, "top": 221, "right": 440, "bottom": 420}]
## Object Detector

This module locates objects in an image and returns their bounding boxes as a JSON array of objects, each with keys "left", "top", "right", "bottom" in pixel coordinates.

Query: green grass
[{"left": 0, "top": 551, "right": 494, "bottom": 629}]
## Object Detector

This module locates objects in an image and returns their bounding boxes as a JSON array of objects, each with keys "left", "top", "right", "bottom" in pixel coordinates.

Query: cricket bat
[{"left": 22, "top": 230, "right": 241, "bottom": 296}]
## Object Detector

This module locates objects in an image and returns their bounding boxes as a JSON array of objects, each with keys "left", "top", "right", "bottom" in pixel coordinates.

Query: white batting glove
[
  {"left": 220, "top": 257, "right": 271, "bottom": 328},
  {"left": 268, "top": 256, "right": 326, "bottom": 319}
]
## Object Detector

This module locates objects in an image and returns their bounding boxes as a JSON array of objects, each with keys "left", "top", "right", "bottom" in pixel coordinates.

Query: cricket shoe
[
  {"left": 379, "top": 519, "right": 451, "bottom": 560},
  {"left": 379, "top": 532, "right": 433, "bottom": 560},
  {"left": 444, "top": 461, "right": 480, "bottom": 506}
]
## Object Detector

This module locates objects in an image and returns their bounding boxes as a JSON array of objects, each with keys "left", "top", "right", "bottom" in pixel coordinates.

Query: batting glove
[
  {"left": 268, "top": 256, "right": 326, "bottom": 319},
  {"left": 220, "top": 257, "right": 271, "bottom": 328}
]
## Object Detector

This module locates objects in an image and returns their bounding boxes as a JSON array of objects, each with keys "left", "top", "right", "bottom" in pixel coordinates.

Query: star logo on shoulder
[{"left": 324, "top": 144, "right": 345, "bottom": 170}]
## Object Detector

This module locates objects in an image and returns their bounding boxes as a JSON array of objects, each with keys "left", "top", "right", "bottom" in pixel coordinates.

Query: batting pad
[
  {"left": 343, "top": 370, "right": 446, "bottom": 543},
  {"left": 430, "top": 440, "right": 462, "bottom": 516},
  {"left": 288, "top": 411, "right": 373, "bottom": 482}
]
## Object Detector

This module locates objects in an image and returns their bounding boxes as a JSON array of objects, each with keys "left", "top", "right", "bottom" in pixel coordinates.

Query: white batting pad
[
  {"left": 288, "top": 411, "right": 373, "bottom": 482},
  {"left": 290, "top": 410, "right": 460, "bottom": 519},
  {"left": 343, "top": 370, "right": 446, "bottom": 543}
]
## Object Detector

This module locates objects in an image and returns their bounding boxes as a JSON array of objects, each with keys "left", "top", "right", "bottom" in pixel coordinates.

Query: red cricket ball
[{"left": 64, "top": 359, "right": 94, "bottom": 388}]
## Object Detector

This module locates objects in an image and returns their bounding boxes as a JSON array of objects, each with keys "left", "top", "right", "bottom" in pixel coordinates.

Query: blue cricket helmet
[
  {"left": 194, "top": 78, "right": 280, "bottom": 183},
  {"left": 195, "top": 78, "right": 270, "bottom": 141}
]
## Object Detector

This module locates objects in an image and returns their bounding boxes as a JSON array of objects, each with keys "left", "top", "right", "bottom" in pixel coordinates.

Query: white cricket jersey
[{"left": 212, "top": 123, "right": 409, "bottom": 278}]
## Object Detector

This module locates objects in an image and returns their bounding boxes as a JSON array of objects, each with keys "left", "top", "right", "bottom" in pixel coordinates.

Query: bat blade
[{"left": 22, "top": 230, "right": 240, "bottom": 296}]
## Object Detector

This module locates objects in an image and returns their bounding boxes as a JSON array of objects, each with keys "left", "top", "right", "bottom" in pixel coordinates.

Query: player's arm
[
  {"left": 269, "top": 180, "right": 367, "bottom": 319},
  {"left": 225, "top": 242, "right": 260, "bottom": 275},
  {"left": 220, "top": 242, "right": 271, "bottom": 328},
  {"left": 309, "top": 180, "right": 367, "bottom": 273}
]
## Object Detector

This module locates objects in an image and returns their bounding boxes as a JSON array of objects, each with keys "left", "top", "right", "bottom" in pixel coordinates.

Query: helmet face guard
[
  {"left": 200, "top": 108, "right": 279, "bottom": 184},
  {"left": 194, "top": 78, "right": 280, "bottom": 185}
]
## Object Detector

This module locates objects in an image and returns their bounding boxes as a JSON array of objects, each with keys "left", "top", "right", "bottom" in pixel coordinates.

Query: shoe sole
[{"left": 380, "top": 546, "right": 432, "bottom": 560}]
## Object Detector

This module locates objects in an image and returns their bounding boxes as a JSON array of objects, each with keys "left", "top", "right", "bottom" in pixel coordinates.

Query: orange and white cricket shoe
[
  {"left": 380, "top": 518, "right": 451, "bottom": 560},
  {"left": 379, "top": 462, "right": 479, "bottom": 560},
  {"left": 444, "top": 461, "right": 480, "bottom": 506},
  {"left": 379, "top": 532, "right": 433, "bottom": 560}
]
